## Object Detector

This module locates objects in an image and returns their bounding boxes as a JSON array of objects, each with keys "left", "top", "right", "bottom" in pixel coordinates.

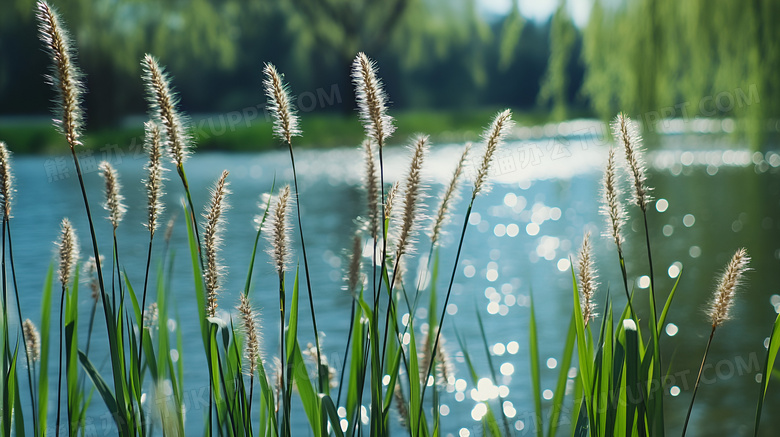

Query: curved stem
[
  {"left": 285, "top": 141, "right": 324, "bottom": 392},
  {"left": 682, "top": 326, "right": 717, "bottom": 437},
  {"left": 5, "top": 218, "right": 39, "bottom": 434},
  {"left": 416, "top": 200, "right": 474, "bottom": 436},
  {"left": 138, "top": 237, "right": 154, "bottom": 368}
]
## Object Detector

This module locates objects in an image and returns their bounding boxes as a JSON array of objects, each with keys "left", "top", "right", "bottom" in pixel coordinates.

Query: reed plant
[{"left": 0, "top": 3, "right": 777, "bottom": 437}]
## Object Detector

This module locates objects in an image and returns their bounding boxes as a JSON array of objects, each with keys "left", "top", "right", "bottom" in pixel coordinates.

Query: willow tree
[
  {"left": 538, "top": 0, "right": 577, "bottom": 121},
  {"left": 581, "top": 0, "right": 779, "bottom": 148}
]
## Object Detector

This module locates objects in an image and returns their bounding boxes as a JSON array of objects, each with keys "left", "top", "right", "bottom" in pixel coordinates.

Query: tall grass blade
[
  {"left": 755, "top": 312, "right": 780, "bottom": 436},
  {"left": 528, "top": 292, "right": 543, "bottom": 437}
]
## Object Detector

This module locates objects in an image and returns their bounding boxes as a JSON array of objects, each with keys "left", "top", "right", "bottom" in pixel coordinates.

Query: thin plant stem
[
  {"left": 138, "top": 237, "right": 154, "bottom": 367},
  {"left": 336, "top": 299, "right": 356, "bottom": 407},
  {"left": 285, "top": 142, "right": 324, "bottom": 392},
  {"left": 416, "top": 200, "right": 473, "bottom": 437},
  {"left": 55, "top": 284, "right": 66, "bottom": 437},
  {"left": 278, "top": 274, "right": 290, "bottom": 437},
  {"left": 642, "top": 210, "right": 657, "bottom": 329},
  {"left": 248, "top": 375, "right": 255, "bottom": 419},
  {"left": 353, "top": 147, "right": 387, "bottom": 437},
  {"left": 5, "top": 218, "right": 38, "bottom": 435},
  {"left": 681, "top": 326, "right": 717, "bottom": 437},
  {"left": 617, "top": 252, "right": 636, "bottom": 320},
  {"left": 177, "top": 164, "right": 204, "bottom": 270}
]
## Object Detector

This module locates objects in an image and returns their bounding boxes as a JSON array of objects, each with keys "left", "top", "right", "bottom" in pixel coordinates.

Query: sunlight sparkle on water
[
  {"left": 668, "top": 262, "right": 682, "bottom": 278},
  {"left": 656, "top": 198, "right": 669, "bottom": 212},
  {"left": 637, "top": 275, "right": 651, "bottom": 289},
  {"left": 665, "top": 323, "right": 679, "bottom": 336}
]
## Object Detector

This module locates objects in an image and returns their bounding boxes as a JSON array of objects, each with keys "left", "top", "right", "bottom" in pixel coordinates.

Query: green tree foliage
[
  {"left": 581, "top": 0, "right": 780, "bottom": 148},
  {"left": 538, "top": 0, "right": 576, "bottom": 121}
]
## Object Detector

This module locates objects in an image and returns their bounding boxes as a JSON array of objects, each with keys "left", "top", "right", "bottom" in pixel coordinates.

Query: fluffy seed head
[
  {"left": 394, "top": 135, "right": 430, "bottom": 260},
  {"left": 263, "top": 63, "right": 301, "bottom": 145},
  {"left": 203, "top": 170, "right": 230, "bottom": 318},
  {"left": 393, "top": 384, "right": 408, "bottom": 428},
  {"left": 430, "top": 144, "right": 470, "bottom": 247},
  {"left": 237, "top": 293, "right": 262, "bottom": 375},
  {"left": 57, "top": 217, "right": 79, "bottom": 288},
  {"left": 0, "top": 142, "right": 14, "bottom": 219},
  {"left": 577, "top": 232, "right": 598, "bottom": 326},
  {"left": 435, "top": 336, "right": 454, "bottom": 389},
  {"left": 23, "top": 319, "right": 41, "bottom": 363},
  {"left": 265, "top": 185, "right": 292, "bottom": 276},
  {"left": 345, "top": 232, "right": 363, "bottom": 295},
  {"left": 36, "top": 1, "right": 84, "bottom": 148},
  {"left": 600, "top": 147, "right": 626, "bottom": 253},
  {"left": 352, "top": 53, "right": 395, "bottom": 148},
  {"left": 143, "top": 302, "right": 159, "bottom": 329},
  {"left": 708, "top": 248, "right": 750, "bottom": 327},
  {"left": 142, "top": 54, "right": 192, "bottom": 167},
  {"left": 384, "top": 181, "right": 400, "bottom": 221},
  {"left": 99, "top": 161, "right": 127, "bottom": 229},
  {"left": 473, "top": 109, "right": 514, "bottom": 197},
  {"left": 612, "top": 113, "right": 651, "bottom": 210},
  {"left": 363, "top": 139, "right": 380, "bottom": 240},
  {"left": 144, "top": 121, "right": 166, "bottom": 235},
  {"left": 83, "top": 255, "right": 104, "bottom": 302}
]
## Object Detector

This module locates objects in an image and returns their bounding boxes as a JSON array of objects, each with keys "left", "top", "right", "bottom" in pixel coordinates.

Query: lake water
[{"left": 7, "top": 130, "right": 780, "bottom": 436}]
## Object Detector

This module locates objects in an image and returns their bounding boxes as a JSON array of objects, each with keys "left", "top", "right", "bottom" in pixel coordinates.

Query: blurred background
[{"left": 0, "top": 0, "right": 778, "bottom": 152}]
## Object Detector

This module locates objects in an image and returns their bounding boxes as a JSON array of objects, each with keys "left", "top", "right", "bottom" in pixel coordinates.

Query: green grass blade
[
  {"left": 286, "top": 268, "right": 300, "bottom": 361},
  {"left": 528, "top": 292, "right": 543, "bottom": 437},
  {"left": 291, "top": 342, "right": 323, "bottom": 437},
  {"left": 658, "top": 269, "right": 683, "bottom": 333},
  {"left": 754, "top": 312, "right": 780, "bottom": 436},
  {"left": 321, "top": 394, "right": 345, "bottom": 437},
  {"left": 548, "top": 313, "right": 576, "bottom": 437},
  {"left": 78, "top": 351, "right": 119, "bottom": 425},
  {"left": 38, "top": 264, "right": 54, "bottom": 434}
]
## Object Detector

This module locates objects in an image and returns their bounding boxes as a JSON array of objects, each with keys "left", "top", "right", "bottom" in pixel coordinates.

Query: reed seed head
[
  {"left": 36, "top": 1, "right": 84, "bottom": 148},
  {"left": 142, "top": 54, "right": 192, "bottom": 167},
  {"left": 435, "top": 336, "right": 454, "bottom": 389},
  {"left": 577, "top": 232, "right": 598, "bottom": 326},
  {"left": 600, "top": 147, "right": 626, "bottom": 253},
  {"left": 144, "top": 121, "right": 166, "bottom": 235},
  {"left": 23, "top": 319, "right": 41, "bottom": 363},
  {"left": 143, "top": 302, "right": 159, "bottom": 329},
  {"left": 473, "top": 109, "right": 514, "bottom": 197},
  {"left": 263, "top": 63, "right": 301, "bottom": 145},
  {"left": 384, "top": 181, "right": 400, "bottom": 222},
  {"left": 57, "top": 217, "right": 79, "bottom": 288},
  {"left": 611, "top": 113, "right": 651, "bottom": 211},
  {"left": 345, "top": 232, "right": 363, "bottom": 296},
  {"left": 352, "top": 52, "right": 395, "bottom": 148},
  {"left": 0, "top": 142, "right": 14, "bottom": 219},
  {"left": 393, "top": 383, "right": 408, "bottom": 428},
  {"left": 99, "top": 161, "right": 127, "bottom": 229},
  {"left": 237, "top": 293, "right": 262, "bottom": 376},
  {"left": 708, "top": 248, "right": 750, "bottom": 327},
  {"left": 203, "top": 170, "right": 230, "bottom": 318},
  {"left": 430, "top": 144, "right": 470, "bottom": 248},
  {"left": 83, "top": 255, "right": 104, "bottom": 302},
  {"left": 394, "top": 135, "right": 429, "bottom": 260},
  {"left": 164, "top": 215, "right": 176, "bottom": 245},
  {"left": 363, "top": 139, "right": 380, "bottom": 240},
  {"left": 265, "top": 185, "right": 292, "bottom": 276}
]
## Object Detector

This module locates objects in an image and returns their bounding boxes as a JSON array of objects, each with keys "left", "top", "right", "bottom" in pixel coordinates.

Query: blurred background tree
[{"left": 0, "top": 0, "right": 778, "bottom": 148}]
